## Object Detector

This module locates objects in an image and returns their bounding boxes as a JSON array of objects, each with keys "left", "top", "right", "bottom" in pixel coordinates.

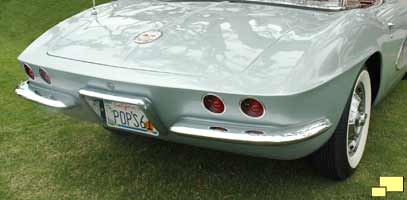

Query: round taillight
[
  {"left": 39, "top": 68, "right": 51, "bottom": 84},
  {"left": 203, "top": 95, "right": 225, "bottom": 114},
  {"left": 241, "top": 98, "right": 264, "bottom": 118},
  {"left": 24, "top": 64, "right": 35, "bottom": 80}
]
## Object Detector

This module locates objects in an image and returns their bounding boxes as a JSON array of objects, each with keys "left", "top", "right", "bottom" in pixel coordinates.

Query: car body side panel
[{"left": 372, "top": 0, "right": 407, "bottom": 103}]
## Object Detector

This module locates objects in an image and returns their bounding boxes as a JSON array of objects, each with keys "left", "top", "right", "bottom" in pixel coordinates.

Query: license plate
[{"left": 103, "top": 100, "right": 159, "bottom": 136}]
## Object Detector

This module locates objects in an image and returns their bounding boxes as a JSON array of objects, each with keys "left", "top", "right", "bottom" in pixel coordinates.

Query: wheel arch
[{"left": 364, "top": 52, "right": 382, "bottom": 104}]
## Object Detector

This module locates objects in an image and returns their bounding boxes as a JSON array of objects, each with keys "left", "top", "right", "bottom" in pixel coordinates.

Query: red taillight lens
[
  {"left": 39, "top": 68, "right": 51, "bottom": 84},
  {"left": 203, "top": 95, "right": 225, "bottom": 114},
  {"left": 241, "top": 98, "right": 264, "bottom": 118},
  {"left": 24, "top": 64, "right": 35, "bottom": 80}
]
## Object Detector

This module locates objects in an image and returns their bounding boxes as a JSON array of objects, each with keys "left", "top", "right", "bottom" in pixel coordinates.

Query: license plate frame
[{"left": 102, "top": 100, "right": 159, "bottom": 136}]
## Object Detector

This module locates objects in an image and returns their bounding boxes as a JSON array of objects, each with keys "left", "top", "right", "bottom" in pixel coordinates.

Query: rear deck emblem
[{"left": 134, "top": 30, "right": 162, "bottom": 44}]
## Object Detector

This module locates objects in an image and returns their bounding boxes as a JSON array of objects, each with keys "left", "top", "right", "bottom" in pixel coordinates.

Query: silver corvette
[{"left": 15, "top": 0, "right": 407, "bottom": 179}]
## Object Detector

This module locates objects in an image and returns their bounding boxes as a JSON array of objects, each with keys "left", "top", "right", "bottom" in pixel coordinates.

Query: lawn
[{"left": 0, "top": 0, "right": 406, "bottom": 199}]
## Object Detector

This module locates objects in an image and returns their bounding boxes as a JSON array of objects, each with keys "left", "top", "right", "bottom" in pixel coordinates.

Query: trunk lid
[{"left": 47, "top": 0, "right": 333, "bottom": 76}]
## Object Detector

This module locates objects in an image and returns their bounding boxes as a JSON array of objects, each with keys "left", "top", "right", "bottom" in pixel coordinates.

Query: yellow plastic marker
[
  {"left": 379, "top": 176, "right": 404, "bottom": 192},
  {"left": 371, "top": 187, "right": 387, "bottom": 197}
]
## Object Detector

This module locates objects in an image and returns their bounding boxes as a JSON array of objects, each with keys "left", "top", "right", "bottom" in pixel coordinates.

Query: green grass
[{"left": 1, "top": 1, "right": 407, "bottom": 199}]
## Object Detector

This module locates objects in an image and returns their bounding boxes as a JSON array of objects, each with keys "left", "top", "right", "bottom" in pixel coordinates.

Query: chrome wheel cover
[{"left": 346, "top": 70, "right": 372, "bottom": 169}]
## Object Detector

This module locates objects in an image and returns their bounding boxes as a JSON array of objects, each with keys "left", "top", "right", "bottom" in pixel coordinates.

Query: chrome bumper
[
  {"left": 170, "top": 118, "right": 332, "bottom": 145},
  {"left": 15, "top": 81, "right": 74, "bottom": 108},
  {"left": 15, "top": 81, "right": 332, "bottom": 146},
  {"left": 78, "top": 88, "right": 167, "bottom": 133}
]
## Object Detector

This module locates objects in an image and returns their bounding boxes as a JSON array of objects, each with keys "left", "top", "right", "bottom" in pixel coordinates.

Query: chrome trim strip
[
  {"left": 171, "top": 118, "right": 332, "bottom": 145},
  {"left": 78, "top": 89, "right": 145, "bottom": 106},
  {"left": 395, "top": 38, "right": 407, "bottom": 70},
  {"left": 167, "top": 0, "right": 346, "bottom": 11},
  {"left": 230, "top": 0, "right": 346, "bottom": 11},
  {"left": 15, "top": 81, "right": 68, "bottom": 108}
]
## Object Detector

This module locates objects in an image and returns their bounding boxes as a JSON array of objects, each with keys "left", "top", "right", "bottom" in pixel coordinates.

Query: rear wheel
[{"left": 312, "top": 69, "right": 372, "bottom": 180}]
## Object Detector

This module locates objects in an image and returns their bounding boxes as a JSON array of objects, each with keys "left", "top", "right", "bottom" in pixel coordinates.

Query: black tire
[{"left": 312, "top": 69, "right": 372, "bottom": 180}]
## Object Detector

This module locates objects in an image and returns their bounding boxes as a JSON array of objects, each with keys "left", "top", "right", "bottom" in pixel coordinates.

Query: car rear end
[
  {"left": 14, "top": 0, "right": 361, "bottom": 160},
  {"left": 15, "top": 51, "right": 363, "bottom": 160}
]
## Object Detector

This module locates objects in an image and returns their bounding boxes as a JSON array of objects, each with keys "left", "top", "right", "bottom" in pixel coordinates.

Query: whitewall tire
[{"left": 312, "top": 69, "right": 372, "bottom": 180}]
